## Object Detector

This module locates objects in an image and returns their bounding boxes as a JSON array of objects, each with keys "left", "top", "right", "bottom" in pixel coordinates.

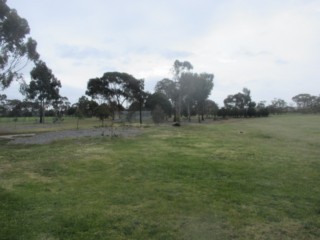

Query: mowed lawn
[{"left": 0, "top": 115, "right": 319, "bottom": 239}]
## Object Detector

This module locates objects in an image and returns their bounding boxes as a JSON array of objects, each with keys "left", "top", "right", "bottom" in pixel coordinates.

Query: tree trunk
[
  {"left": 173, "top": 106, "right": 177, "bottom": 122},
  {"left": 187, "top": 102, "right": 191, "bottom": 122},
  {"left": 39, "top": 101, "right": 44, "bottom": 123},
  {"left": 201, "top": 103, "right": 205, "bottom": 121},
  {"left": 139, "top": 99, "right": 142, "bottom": 125},
  {"left": 39, "top": 107, "right": 43, "bottom": 123}
]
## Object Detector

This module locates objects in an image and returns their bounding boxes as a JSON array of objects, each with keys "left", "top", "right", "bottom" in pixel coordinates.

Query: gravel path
[{"left": 7, "top": 127, "right": 142, "bottom": 144}]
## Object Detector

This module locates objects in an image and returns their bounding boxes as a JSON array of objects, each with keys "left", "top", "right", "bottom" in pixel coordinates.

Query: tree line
[
  {"left": 1, "top": 63, "right": 320, "bottom": 123},
  {"left": 1, "top": 1, "right": 320, "bottom": 124}
]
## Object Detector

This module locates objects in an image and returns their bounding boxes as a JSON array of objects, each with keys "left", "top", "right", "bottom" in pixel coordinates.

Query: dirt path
[{"left": 5, "top": 127, "right": 142, "bottom": 144}]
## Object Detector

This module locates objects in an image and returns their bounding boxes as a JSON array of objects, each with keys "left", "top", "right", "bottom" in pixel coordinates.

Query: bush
[{"left": 152, "top": 105, "right": 165, "bottom": 124}]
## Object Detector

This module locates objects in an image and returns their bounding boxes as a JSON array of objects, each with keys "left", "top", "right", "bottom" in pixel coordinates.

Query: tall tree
[
  {"left": 223, "top": 88, "right": 252, "bottom": 117},
  {"left": 292, "top": 93, "right": 316, "bottom": 113},
  {"left": 126, "top": 77, "right": 145, "bottom": 124},
  {"left": 155, "top": 61, "right": 214, "bottom": 122},
  {"left": 0, "top": 0, "right": 39, "bottom": 89},
  {"left": 155, "top": 78, "right": 178, "bottom": 120},
  {"left": 51, "top": 96, "right": 70, "bottom": 121},
  {"left": 256, "top": 101, "right": 269, "bottom": 117},
  {"left": 155, "top": 78, "right": 177, "bottom": 104},
  {"left": 180, "top": 72, "right": 197, "bottom": 121},
  {"left": 145, "top": 92, "right": 172, "bottom": 119},
  {"left": 172, "top": 60, "right": 193, "bottom": 122},
  {"left": 0, "top": 93, "right": 6, "bottom": 115},
  {"left": 26, "top": 61, "right": 61, "bottom": 123},
  {"left": 269, "top": 98, "right": 287, "bottom": 114},
  {"left": 204, "top": 99, "right": 219, "bottom": 119},
  {"left": 193, "top": 73, "right": 214, "bottom": 122},
  {"left": 76, "top": 96, "right": 98, "bottom": 117},
  {"left": 86, "top": 72, "right": 144, "bottom": 121}
]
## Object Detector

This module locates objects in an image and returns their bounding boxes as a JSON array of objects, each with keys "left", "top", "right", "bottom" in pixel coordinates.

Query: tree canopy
[
  {"left": 145, "top": 92, "right": 172, "bottom": 118},
  {"left": 155, "top": 78, "right": 177, "bottom": 104},
  {"left": 155, "top": 60, "right": 214, "bottom": 122},
  {"left": 26, "top": 61, "right": 61, "bottom": 123},
  {"left": 0, "top": 0, "right": 39, "bottom": 89},
  {"left": 86, "top": 72, "right": 145, "bottom": 121},
  {"left": 223, "top": 88, "right": 256, "bottom": 118},
  {"left": 179, "top": 72, "right": 214, "bottom": 121}
]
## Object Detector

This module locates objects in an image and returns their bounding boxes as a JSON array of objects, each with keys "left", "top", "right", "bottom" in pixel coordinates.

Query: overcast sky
[{"left": 4, "top": 0, "right": 320, "bottom": 105}]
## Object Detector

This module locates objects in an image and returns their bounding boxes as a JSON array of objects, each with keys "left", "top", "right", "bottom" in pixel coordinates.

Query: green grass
[{"left": 0, "top": 114, "right": 320, "bottom": 239}]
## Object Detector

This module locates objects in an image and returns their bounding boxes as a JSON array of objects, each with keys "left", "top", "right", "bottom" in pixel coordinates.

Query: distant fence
[{"left": 118, "top": 111, "right": 152, "bottom": 122}]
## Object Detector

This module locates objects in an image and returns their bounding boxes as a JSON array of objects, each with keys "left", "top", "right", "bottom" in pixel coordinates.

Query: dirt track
[{"left": 3, "top": 127, "right": 141, "bottom": 144}]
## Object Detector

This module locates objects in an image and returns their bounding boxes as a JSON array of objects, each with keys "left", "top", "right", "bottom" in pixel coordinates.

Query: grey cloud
[
  {"left": 240, "top": 49, "right": 272, "bottom": 57},
  {"left": 58, "top": 45, "right": 114, "bottom": 60},
  {"left": 119, "top": 44, "right": 193, "bottom": 60},
  {"left": 275, "top": 58, "right": 289, "bottom": 65},
  {"left": 161, "top": 49, "right": 193, "bottom": 60}
]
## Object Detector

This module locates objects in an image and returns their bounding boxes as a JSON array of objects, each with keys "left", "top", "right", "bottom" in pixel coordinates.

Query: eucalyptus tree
[
  {"left": 172, "top": 60, "right": 193, "bottom": 122},
  {"left": 155, "top": 78, "right": 177, "bottom": 120},
  {"left": 269, "top": 98, "right": 287, "bottom": 114},
  {"left": 145, "top": 92, "right": 172, "bottom": 119},
  {"left": 26, "top": 61, "right": 61, "bottom": 123},
  {"left": 76, "top": 95, "right": 98, "bottom": 117},
  {"left": 179, "top": 72, "right": 197, "bottom": 121},
  {"left": 256, "top": 101, "right": 269, "bottom": 117},
  {"left": 155, "top": 78, "right": 177, "bottom": 104},
  {"left": 204, "top": 99, "right": 219, "bottom": 119},
  {"left": 0, "top": 93, "right": 6, "bottom": 115},
  {"left": 179, "top": 72, "right": 214, "bottom": 121},
  {"left": 155, "top": 61, "right": 214, "bottom": 122},
  {"left": 193, "top": 73, "right": 214, "bottom": 121},
  {"left": 51, "top": 96, "right": 70, "bottom": 121},
  {"left": 0, "top": 0, "right": 39, "bottom": 89},
  {"left": 86, "top": 72, "right": 145, "bottom": 122},
  {"left": 126, "top": 77, "right": 145, "bottom": 124},
  {"left": 223, "top": 88, "right": 253, "bottom": 117},
  {"left": 292, "top": 93, "right": 317, "bottom": 113}
]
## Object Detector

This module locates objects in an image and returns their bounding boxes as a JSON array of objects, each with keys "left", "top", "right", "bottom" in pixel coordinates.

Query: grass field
[{"left": 0, "top": 114, "right": 319, "bottom": 239}]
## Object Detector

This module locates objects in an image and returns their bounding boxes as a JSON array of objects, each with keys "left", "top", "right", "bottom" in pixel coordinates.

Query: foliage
[
  {"left": 255, "top": 101, "right": 269, "bottom": 117},
  {"left": 26, "top": 61, "right": 61, "bottom": 123},
  {"left": 268, "top": 98, "right": 288, "bottom": 114},
  {"left": 51, "top": 96, "right": 70, "bottom": 122},
  {"left": 86, "top": 72, "right": 145, "bottom": 122},
  {"left": 292, "top": 93, "right": 320, "bottom": 113},
  {"left": 192, "top": 73, "right": 214, "bottom": 121},
  {"left": 95, "top": 103, "right": 110, "bottom": 126},
  {"left": 151, "top": 104, "right": 166, "bottom": 124},
  {"left": 204, "top": 99, "right": 219, "bottom": 119},
  {"left": 0, "top": 97, "right": 39, "bottom": 117},
  {"left": 0, "top": 0, "right": 39, "bottom": 89},
  {"left": 155, "top": 78, "right": 177, "bottom": 105},
  {"left": 223, "top": 88, "right": 252, "bottom": 118},
  {"left": 221, "top": 87, "right": 270, "bottom": 118},
  {"left": 155, "top": 60, "right": 214, "bottom": 122},
  {"left": 145, "top": 92, "right": 172, "bottom": 118},
  {"left": 172, "top": 59, "right": 193, "bottom": 81},
  {"left": 74, "top": 96, "right": 98, "bottom": 118},
  {"left": 0, "top": 93, "right": 6, "bottom": 115}
]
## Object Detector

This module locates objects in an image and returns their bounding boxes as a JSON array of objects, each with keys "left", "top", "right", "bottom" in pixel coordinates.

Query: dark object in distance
[{"left": 172, "top": 122, "right": 181, "bottom": 127}]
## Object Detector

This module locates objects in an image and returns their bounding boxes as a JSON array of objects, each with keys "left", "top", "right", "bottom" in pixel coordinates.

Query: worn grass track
[{"left": 0, "top": 114, "right": 319, "bottom": 239}]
